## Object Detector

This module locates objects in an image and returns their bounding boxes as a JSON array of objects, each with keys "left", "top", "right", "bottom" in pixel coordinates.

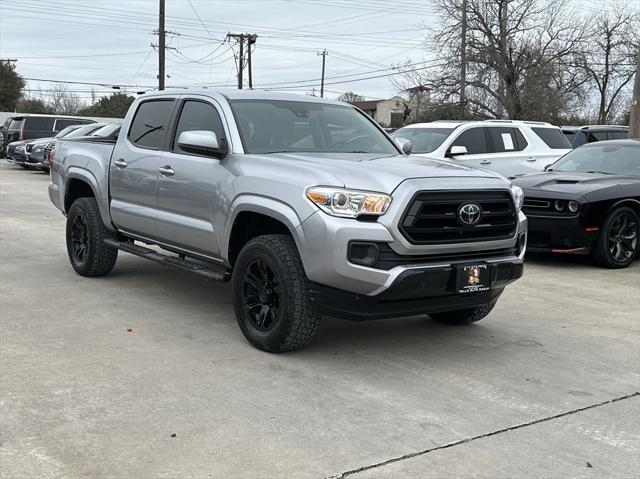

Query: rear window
[
  {"left": 128, "top": 100, "right": 175, "bottom": 149},
  {"left": 531, "top": 128, "right": 571, "bottom": 149},
  {"left": 23, "top": 117, "right": 55, "bottom": 131},
  {"left": 54, "top": 118, "right": 93, "bottom": 131},
  {"left": 609, "top": 130, "right": 628, "bottom": 140}
]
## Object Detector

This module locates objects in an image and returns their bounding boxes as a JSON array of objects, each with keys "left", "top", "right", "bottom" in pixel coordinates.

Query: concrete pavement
[{"left": 1, "top": 162, "right": 638, "bottom": 478}]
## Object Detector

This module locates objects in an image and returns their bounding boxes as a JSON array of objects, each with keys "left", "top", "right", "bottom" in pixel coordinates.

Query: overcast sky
[
  {"left": 0, "top": 0, "right": 443, "bottom": 102},
  {"left": 0, "top": 0, "right": 632, "bottom": 104}
]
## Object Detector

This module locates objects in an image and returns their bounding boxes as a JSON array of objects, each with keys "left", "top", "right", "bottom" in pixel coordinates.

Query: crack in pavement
[{"left": 325, "top": 392, "right": 639, "bottom": 479}]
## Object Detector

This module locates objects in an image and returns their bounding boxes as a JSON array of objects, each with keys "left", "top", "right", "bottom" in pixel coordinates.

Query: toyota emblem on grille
[{"left": 458, "top": 203, "right": 482, "bottom": 226}]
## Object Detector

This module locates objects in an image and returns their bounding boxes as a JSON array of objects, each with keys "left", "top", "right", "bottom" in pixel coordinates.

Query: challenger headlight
[
  {"left": 306, "top": 186, "right": 391, "bottom": 218},
  {"left": 568, "top": 200, "right": 580, "bottom": 213},
  {"left": 510, "top": 185, "right": 524, "bottom": 212}
]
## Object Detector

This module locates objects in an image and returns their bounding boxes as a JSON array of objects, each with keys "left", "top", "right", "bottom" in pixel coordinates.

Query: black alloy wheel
[
  {"left": 231, "top": 235, "right": 320, "bottom": 352},
  {"left": 241, "top": 258, "right": 281, "bottom": 332},
  {"left": 606, "top": 211, "right": 638, "bottom": 263},
  {"left": 70, "top": 213, "right": 90, "bottom": 266},
  {"left": 593, "top": 206, "right": 639, "bottom": 268}
]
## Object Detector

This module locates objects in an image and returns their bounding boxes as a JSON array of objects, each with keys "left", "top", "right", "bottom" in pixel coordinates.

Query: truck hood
[
  {"left": 512, "top": 171, "right": 640, "bottom": 197},
  {"left": 244, "top": 152, "right": 503, "bottom": 193}
]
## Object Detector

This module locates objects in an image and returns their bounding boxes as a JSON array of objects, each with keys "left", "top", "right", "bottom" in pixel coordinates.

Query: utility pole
[
  {"left": 247, "top": 34, "right": 257, "bottom": 89},
  {"left": 318, "top": 50, "right": 328, "bottom": 98},
  {"left": 460, "top": 0, "right": 467, "bottom": 118},
  {"left": 158, "top": 0, "right": 165, "bottom": 90},
  {"left": 630, "top": 49, "right": 640, "bottom": 138},
  {"left": 227, "top": 33, "right": 255, "bottom": 89}
]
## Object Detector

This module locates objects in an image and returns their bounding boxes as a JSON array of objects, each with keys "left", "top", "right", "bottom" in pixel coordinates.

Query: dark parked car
[
  {"left": 1, "top": 114, "right": 95, "bottom": 157},
  {"left": 562, "top": 125, "right": 628, "bottom": 148},
  {"left": 513, "top": 140, "right": 639, "bottom": 268}
]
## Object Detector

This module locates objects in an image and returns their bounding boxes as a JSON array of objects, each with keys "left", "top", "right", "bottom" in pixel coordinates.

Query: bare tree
[
  {"left": 579, "top": 7, "right": 639, "bottom": 123},
  {"left": 337, "top": 91, "right": 365, "bottom": 103},
  {"left": 48, "top": 84, "right": 84, "bottom": 115},
  {"left": 396, "top": 0, "right": 590, "bottom": 122}
]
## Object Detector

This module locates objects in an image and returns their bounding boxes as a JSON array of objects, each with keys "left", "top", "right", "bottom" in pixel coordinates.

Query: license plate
[{"left": 456, "top": 263, "right": 491, "bottom": 294}]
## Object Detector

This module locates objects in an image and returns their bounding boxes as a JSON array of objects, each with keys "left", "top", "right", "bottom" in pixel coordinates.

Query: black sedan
[{"left": 513, "top": 139, "right": 639, "bottom": 268}]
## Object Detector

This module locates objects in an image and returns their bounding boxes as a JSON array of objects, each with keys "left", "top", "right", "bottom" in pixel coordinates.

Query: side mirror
[
  {"left": 446, "top": 145, "right": 468, "bottom": 158},
  {"left": 543, "top": 164, "right": 553, "bottom": 171},
  {"left": 394, "top": 137, "right": 412, "bottom": 155},
  {"left": 177, "top": 130, "right": 225, "bottom": 157}
]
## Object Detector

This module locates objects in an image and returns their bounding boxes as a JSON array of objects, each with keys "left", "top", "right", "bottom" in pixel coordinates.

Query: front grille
[{"left": 400, "top": 190, "right": 517, "bottom": 244}]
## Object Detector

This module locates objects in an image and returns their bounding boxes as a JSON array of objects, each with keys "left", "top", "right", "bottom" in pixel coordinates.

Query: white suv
[{"left": 391, "top": 120, "right": 572, "bottom": 178}]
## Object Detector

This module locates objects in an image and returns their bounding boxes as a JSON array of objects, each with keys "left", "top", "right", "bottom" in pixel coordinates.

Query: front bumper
[
  {"left": 309, "top": 260, "right": 523, "bottom": 320},
  {"left": 296, "top": 180, "right": 527, "bottom": 296},
  {"left": 526, "top": 215, "right": 597, "bottom": 254}
]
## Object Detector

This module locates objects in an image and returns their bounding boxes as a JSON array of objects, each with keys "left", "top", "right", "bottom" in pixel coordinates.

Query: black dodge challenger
[{"left": 513, "top": 139, "right": 639, "bottom": 268}]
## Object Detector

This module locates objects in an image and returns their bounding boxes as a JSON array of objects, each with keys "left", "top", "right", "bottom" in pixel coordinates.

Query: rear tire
[
  {"left": 66, "top": 197, "right": 118, "bottom": 277},
  {"left": 429, "top": 302, "right": 496, "bottom": 325},
  {"left": 592, "top": 206, "right": 639, "bottom": 269},
  {"left": 232, "top": 234, "right": 320, "bottom": 352}
]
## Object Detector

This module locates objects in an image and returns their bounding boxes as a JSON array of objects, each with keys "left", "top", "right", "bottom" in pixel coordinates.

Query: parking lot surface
[{"left": 1, "top": 162, "right": 639, "bottom": 478}]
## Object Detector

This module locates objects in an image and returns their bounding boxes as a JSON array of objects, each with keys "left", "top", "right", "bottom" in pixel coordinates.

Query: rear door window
[
  {"left": 586, "top": 131, "right": 608, "bottom": 143},
  {"left": 451, "top": 127, "right": 488, "bottom": 154},
  {"left": 128, "top": 100, "right": 175, "bottom": 149},
  {"left": 487, "top": 127, "right": 527, "bottom": 152},
  {"left": 531, "top": 128, "right": 571, "bottom": 149},
  {"left": 23, "top": 117, "right": 54, "bottom": 131}
]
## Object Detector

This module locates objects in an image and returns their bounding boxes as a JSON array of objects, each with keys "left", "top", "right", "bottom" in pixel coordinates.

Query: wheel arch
[
  {"left": 64, "top": 168, "right": 113, "bottom": 231},
  {"left": 223, "top": 196, "right": 307, "bottom": 267},
  {"left": 585, "top": 197, "right": 640, "bottom": 227}
]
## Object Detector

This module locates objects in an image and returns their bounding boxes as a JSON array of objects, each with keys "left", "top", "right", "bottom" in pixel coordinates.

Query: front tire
[
  {"left": 429, "top": 302, "right": 496, "bottom": 325},
  {"left": 66, "top": 197, "right": 118, "bottom": 277},
  {"left": 232, "top": 234, "right": 320, "bottom": 352},
  {"left": 592, "top": 206, "right": 639, "bottom": 269}
]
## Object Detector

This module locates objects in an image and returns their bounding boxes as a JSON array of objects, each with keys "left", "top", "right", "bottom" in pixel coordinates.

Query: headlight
[
  {"left": 568, "top": 200, "right": 580, "bottom": 213},
  {"left": 510, "top": 185, "right": 524, "bottom": 212},
  {"left": 554, "top": 200, "right": 565, "bottom": 211},
  {"left": 306, "top": 186, "right": 391, "bottom": 218}
]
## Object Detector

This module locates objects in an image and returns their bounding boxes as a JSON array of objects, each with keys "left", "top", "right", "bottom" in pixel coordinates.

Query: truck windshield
[{"left": 230, "top": 99, "right": 398, "bottom": 155}]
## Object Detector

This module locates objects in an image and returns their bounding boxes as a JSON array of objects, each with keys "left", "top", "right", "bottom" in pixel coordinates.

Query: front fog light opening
[
  {"left": 348, "top": 242, "right": 379, "bottom": 267},
  {"left": 568, "top": 200, "right": 580, "bottom": 213}
]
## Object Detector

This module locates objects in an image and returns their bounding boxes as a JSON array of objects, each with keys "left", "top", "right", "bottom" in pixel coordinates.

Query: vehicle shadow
[
  {"left": 107, "top": 256, "right": 516, "bottom": 358},
  {"left": 524, "top": 251, "right": 595, "bottom": 268}
]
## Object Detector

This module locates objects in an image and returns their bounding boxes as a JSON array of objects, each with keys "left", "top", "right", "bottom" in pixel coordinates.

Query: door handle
[
  {"left": 526, "top": 157, "right": 537, "bottom": 162},
  {"left": 159, "top": 165, "right": 175, "bottom": 176},
  {"left": 113, "top": 159, "right": 127, "bottom": 168},
  {"left": 480, "top": 160, "right": 491, "bottom": 165}
]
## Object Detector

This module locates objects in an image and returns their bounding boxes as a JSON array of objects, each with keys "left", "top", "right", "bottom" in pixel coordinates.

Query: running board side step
[{"left": 104, "top": 238, "right": 230, "bottom": 282}]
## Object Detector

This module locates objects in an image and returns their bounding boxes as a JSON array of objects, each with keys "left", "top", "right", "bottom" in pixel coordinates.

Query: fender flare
[
  {"left": 64, "top": 167, "right": 114, "bottom": 231},
  {"left": 221, "top": 194, "right": 307, "bottom": 263},
  {"left": 608, "top": 198, "right": 640, "bottom": 214}
]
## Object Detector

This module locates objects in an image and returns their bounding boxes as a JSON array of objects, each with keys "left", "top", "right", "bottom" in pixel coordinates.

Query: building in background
[{"left": 351, "top": 89, "right": 430, "bottom": 128}]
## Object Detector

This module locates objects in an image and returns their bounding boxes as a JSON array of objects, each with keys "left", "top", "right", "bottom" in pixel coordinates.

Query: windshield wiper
[{"left": 585, "top": 170, "right": 615, "bottom": 175}]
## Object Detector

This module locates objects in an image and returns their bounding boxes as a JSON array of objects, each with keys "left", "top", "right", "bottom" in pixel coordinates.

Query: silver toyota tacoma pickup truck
[{"left": 49, "top": 90, "right": 527, "bottom": 352}]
